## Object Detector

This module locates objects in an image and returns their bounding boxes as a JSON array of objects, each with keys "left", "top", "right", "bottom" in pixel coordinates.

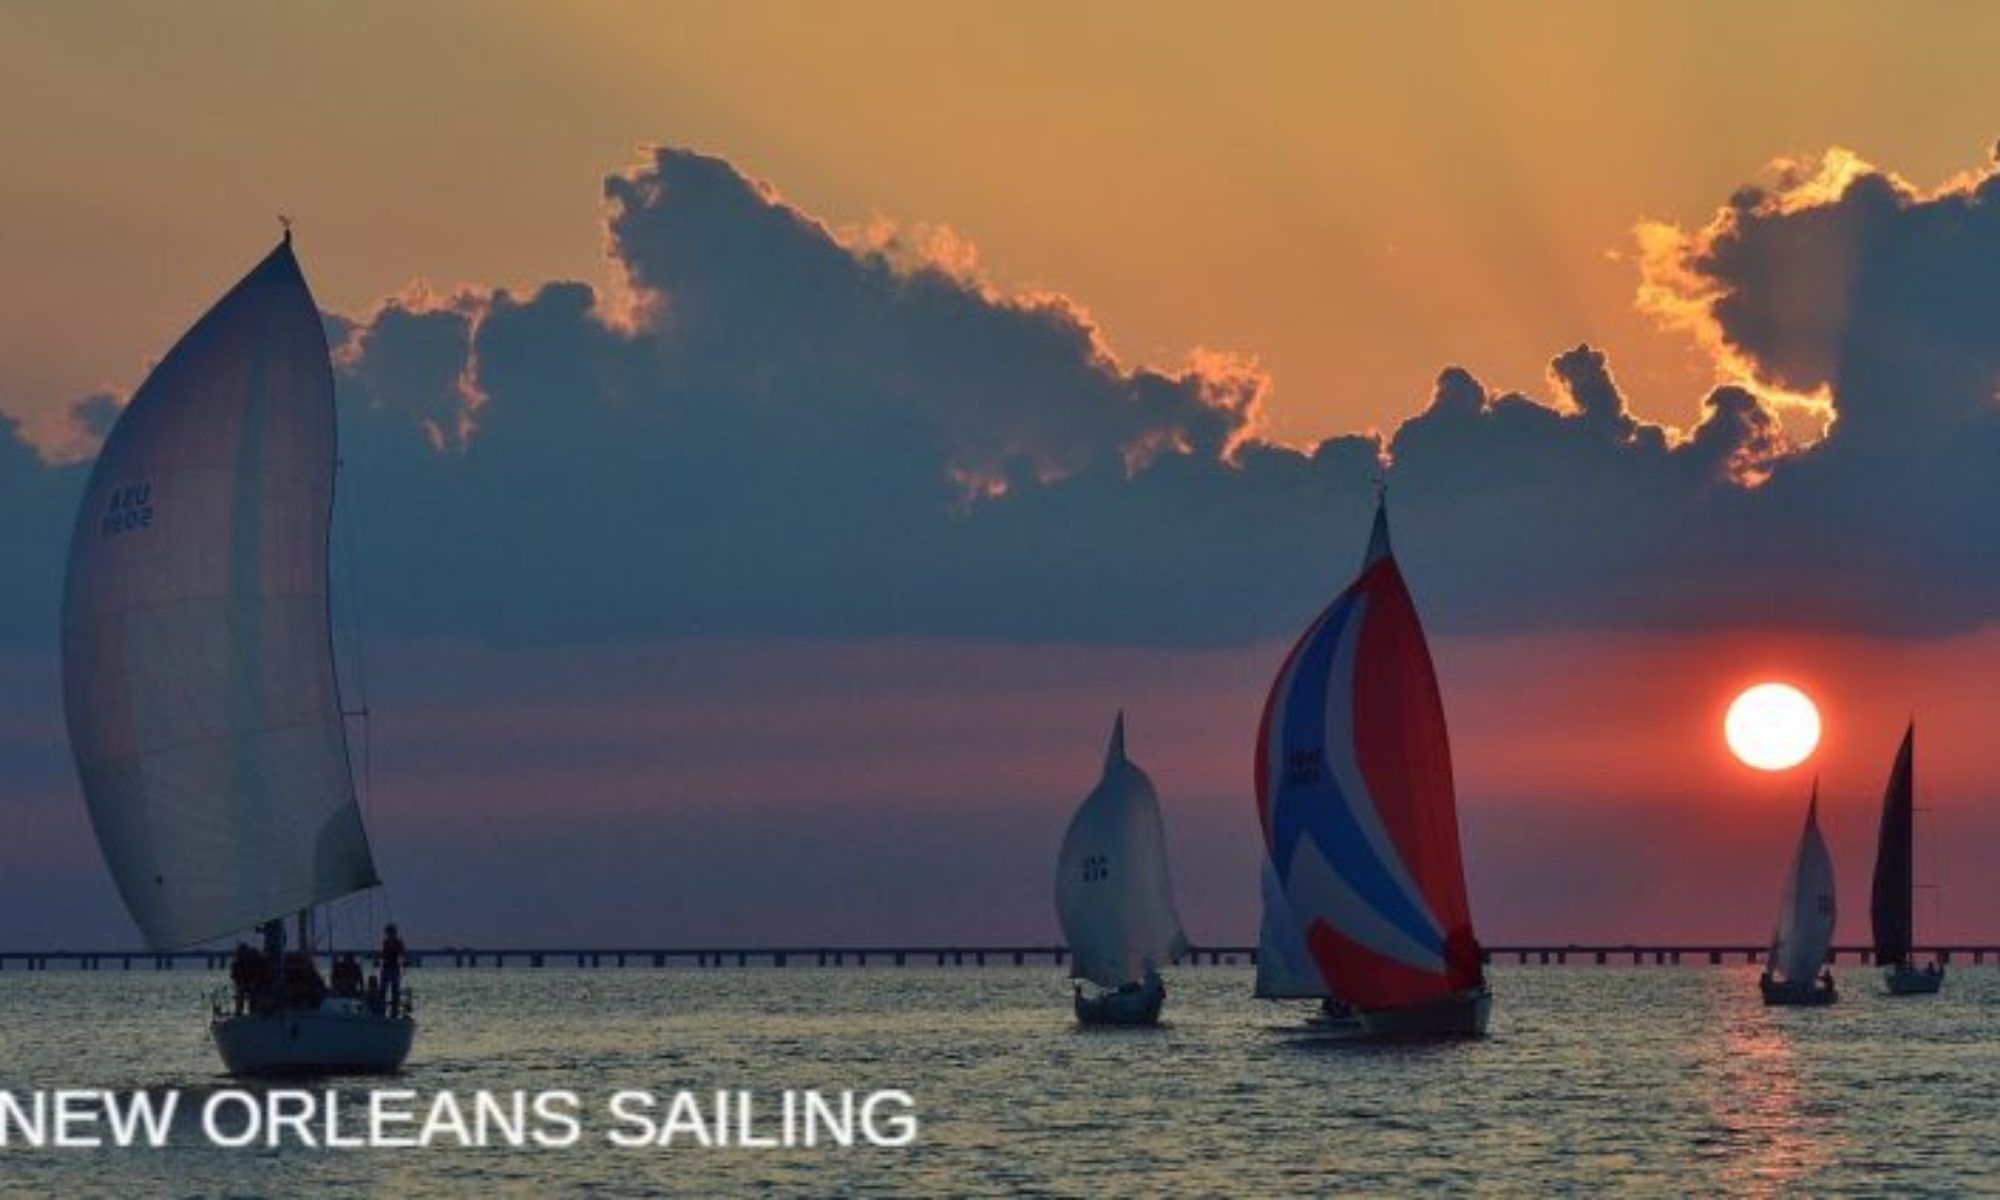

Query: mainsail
[
  {"left": 1769, "top": 786, "right": 1836, "bottom": 986},
  {"left": 62, "top": 235, "right": 379, "bottom": 950},
  {"left": 1253, "top": 499, "right": 1483, "bottom": 1008},
  {"left": 1253, "top": 857, "right": 1323, "bottom": 998},
  {"left": 1055, "top": 713, "right": 1190, "bottom": 989},
  {"left": 1868, "top": 724, "right": 1915, "bottom": 968}
]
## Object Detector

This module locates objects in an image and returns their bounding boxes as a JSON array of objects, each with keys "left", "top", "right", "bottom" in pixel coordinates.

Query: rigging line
[
  {"left": 333, "top": 455, "right": 373, "bottom": 807},
  {"left": 334, "top": 442, "right": 394, "bottom": 929}
]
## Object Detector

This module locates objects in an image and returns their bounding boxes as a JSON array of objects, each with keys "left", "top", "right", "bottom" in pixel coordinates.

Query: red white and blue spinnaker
[{"left": 1253, "top": 498, "right": 1489, "bottom": 1035}]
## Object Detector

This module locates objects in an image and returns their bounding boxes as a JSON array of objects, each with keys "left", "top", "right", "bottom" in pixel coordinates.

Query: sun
[{"left": 1724, "top": 683, "right": 1822, "bottom": 771}]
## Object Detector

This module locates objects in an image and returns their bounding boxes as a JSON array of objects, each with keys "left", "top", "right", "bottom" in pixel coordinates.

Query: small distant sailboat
[
  {"left": 1253, "top": 495, "right": 1490, "bottom": 1039},
  {"left": 1759, "top": 784, "right": 1838, "bottom": 1006},
  {"left": 1872, "top": 724, "right": 1943, "bottom": 995},
  {"left": 1055, "top": 713, "right": 1190, "bottom": 1026},
  {"left": 61, "top": 232, "right": 415, "bottom": 1074}
]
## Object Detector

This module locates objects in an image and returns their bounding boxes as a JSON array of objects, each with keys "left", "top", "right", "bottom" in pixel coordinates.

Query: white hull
[
  {"left": 212, "top": 999, "right": 414, "bottom": 1077},
  {"left": 1280, "top": 987, "right": 1491, "bottom": 1040}
]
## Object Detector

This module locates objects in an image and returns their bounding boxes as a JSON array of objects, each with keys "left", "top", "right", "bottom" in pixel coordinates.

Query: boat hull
[
  {"left": 213, "top": 1001, "right": 414, "bottom": 1077},
  {"left": 1883, "top": 963, "right": 1945, "bottom": 995},
  {"left": 1760, "top": 977, "right": 1838, "bottom": 1007},
  {"left": 1282, "top": 986, "right": 1491, "bottom": 1040},
  {"left": 1075, "top": 976, "right": 1166, "bottom": 1026}
]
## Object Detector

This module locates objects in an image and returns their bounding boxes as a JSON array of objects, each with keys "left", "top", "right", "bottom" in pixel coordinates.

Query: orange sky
[{"left": 10, "top": 2, "right": 2000, "bottom": 447}]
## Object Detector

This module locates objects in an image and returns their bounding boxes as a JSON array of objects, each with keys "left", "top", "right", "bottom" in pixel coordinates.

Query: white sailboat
[
  {"left": 1759, "top": 783, "right": 1838, "bottom": 1006},
  {"left": 62, "top": 231, "right": 415, "bottom": 1074},
  {"left": 1055, "top": 713, "right": 1189, "bottom": 1025},
  {"left": 1253, "top": 496, "right": 1490, "bottom": 1039}
]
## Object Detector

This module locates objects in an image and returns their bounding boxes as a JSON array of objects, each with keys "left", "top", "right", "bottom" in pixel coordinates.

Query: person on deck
[
  {"left": 280, "top": 951, "right": 327, "bottom": 1010},
  {"left": 330, "top": 953, "right": 363, "bottom": 998},
  {"left": 228, "top": 943, "right": 258, "bottom": 1015},
  {"left": 380, "top": 923, "right": 407, "bottom": 1014}
]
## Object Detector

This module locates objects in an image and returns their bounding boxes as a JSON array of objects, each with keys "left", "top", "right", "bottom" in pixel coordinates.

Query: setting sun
[{"left": 1724, "top": 682, "right": 1822, "bottom": 771}]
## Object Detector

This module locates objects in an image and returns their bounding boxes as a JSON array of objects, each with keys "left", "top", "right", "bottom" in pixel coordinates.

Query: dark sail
[{"left": 1868, "top": 724, "right": 1915, "bottom": 967}]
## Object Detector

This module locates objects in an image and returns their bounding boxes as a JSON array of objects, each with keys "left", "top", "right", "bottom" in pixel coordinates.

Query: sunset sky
[{"left": 2, "top": 2, "right": 1997, "bottom": 948}]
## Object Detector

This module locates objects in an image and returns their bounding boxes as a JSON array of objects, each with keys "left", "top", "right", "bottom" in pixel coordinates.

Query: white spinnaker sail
[
  {"left": 1769, "top": 788, "right": 1836, "bottom": 986},
  {"left": 1055, "top": 714, "right": 1190, "bottom": 989},
  {"left": 61, "top": 237, "right": 379, "bottom": 950}
]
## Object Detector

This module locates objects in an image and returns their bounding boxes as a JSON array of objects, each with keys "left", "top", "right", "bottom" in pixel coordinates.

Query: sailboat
[
  {"left": 1056, "top": 713, "right": 1190, "bottom": 1025},
  {"left": 61, "top": 231, "right": 415, "bottom": 1075},
  {"left": 1759, "top": 783, "right": 1838, "bottom": 1006},
  {"left": 1253, "top": 495, "right": 1490, "bottom": 1039},
  {"left": 1872, "top": 724, "right": 1944, "bottom": 995}
]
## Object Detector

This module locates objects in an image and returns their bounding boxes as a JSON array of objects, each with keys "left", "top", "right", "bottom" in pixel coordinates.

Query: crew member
[{"left": 381, "top": 923, "right": 407, "bottom": 1014}]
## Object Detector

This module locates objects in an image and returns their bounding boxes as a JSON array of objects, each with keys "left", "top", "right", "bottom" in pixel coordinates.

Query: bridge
[{"left": 0, "top": 944, "right": 1992, "bottom": 971}]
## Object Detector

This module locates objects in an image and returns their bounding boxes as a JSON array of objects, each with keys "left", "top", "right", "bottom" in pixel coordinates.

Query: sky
[{"left": 1, "top": 2, "right": 1997, "bottom": 949}]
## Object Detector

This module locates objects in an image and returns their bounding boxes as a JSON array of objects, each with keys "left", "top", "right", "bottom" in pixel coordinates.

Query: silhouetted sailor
[
  {"left": 331, "top": 952, "right": 363, "bottom": 998},
  {"left": 381, "top": 923, "right": 407, "bottom": 1013}
]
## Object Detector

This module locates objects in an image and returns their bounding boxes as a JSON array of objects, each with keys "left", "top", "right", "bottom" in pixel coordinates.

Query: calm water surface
[{"left": 0, "top": 965, "right": 1995, "bottom": 1195}]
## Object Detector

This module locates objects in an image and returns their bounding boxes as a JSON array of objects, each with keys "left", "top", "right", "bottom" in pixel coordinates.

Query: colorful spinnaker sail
[
  {"left": 1253, "top": 498, "right": 1483, "bottom": 1009},
  {"left": 61, "top": 235, "right": 379, "bottom": 950}
]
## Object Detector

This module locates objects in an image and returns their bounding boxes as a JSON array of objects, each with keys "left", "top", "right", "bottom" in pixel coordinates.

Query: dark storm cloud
[
  {"left": 1639, "top": 146, "right": 2000, "bottom": 630},
  {"left": 321, "top": 147, "right": 1297, "bottom": 645},
  {"left": 0, "top": 412, "right": 82, "bottom": 647},
  {"left": 0, "top": 144, "right": 1995, "bottom": 649}
]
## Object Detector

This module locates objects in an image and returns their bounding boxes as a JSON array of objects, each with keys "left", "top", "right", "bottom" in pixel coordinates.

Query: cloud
[
  {"left": 0, "top": 412, "right": 82, "bottom": 647},
  {"left": 1657, "top": 148, "right": 2000, "bottom": 437},
  {"left": 1637, "top": 144, "right": 2000, "bottom": 628},
  {"left": 1, "top": 142, "right": 1996, "bottom": 650},
  {"left": 324, "top": 147, "right": 1301, "bottom": 645}
]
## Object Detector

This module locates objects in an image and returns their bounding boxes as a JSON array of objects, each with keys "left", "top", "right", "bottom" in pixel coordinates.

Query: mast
[{"left": 1362, "top": 484, "right": 1391, "bottom": 569}]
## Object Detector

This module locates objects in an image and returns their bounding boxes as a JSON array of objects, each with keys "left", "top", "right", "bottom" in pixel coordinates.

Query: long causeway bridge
[{"left": 0, "top": 944, "right": 1995, "bottom": 971}]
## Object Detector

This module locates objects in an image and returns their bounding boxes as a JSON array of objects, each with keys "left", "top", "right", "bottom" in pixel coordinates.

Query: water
[{"left": 0, "top": 965, "right": 1994, "bottom": 1195}]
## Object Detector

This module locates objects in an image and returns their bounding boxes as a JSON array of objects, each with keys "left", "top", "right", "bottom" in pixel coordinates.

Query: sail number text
[{"left": 101, "top": 483, "right": 154, "bottom": 537}]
